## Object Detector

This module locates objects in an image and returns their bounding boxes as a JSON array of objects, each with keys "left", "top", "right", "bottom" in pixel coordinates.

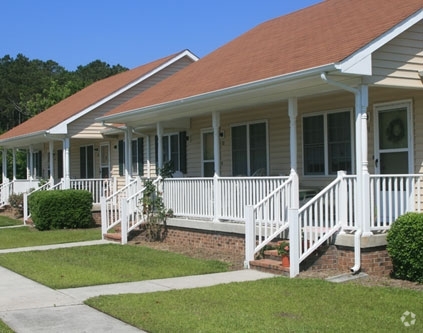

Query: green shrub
[
  {"left": 386, "top": 212, "right": 423, "bottom": 283},
  {"left": 28, "top": 190, "right": 93, "bottom": 231}
]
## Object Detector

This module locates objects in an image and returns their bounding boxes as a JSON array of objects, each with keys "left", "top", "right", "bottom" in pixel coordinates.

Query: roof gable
[
  {"left": 0, "top": 50, "right": 198, "bottom": 142},
  {"left": 105, "top": 0, "right": 423, "bottom": 117}
]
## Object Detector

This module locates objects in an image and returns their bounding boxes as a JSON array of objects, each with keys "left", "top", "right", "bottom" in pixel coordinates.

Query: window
[
  {"left": 303, "top": 110, "right": 352, "bottom": 175},
  {"left": 155, "top": 132, "right": 187, "bottom": 174},
  {"left": 231, "top": 122, "right": 267, "bottom": 176},
  {"left": 80, "top": 145, "right": 94, "bottom": 178},
  {"left": 31, "top": 151, "right": 42, "bottom": 178},
  {"left": 202, "top": 131, "right": 214, "bottom": 177},
  {"left": 118, "top": 138, "right": 144, "bottom": 176},
  {"left": 57, "top": 149, "right": 63, "bottom": 179}
]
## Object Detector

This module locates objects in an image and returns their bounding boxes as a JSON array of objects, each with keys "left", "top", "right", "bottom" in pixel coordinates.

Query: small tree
[
  {"left": 141, "top": 179, "right": 168, "bottom": 241},
  {"left": 139, "top": 162, "right": 175, "bottom": 241}
]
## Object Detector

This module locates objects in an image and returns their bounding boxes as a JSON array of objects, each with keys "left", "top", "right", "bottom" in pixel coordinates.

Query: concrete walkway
[{"left": 0, "top": 240, "right": 275, "bottom": 332}]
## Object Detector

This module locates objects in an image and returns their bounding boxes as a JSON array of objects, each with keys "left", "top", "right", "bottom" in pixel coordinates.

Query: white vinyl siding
[{"left": 371, "top": 21, "right": 423, "bottom": 87}]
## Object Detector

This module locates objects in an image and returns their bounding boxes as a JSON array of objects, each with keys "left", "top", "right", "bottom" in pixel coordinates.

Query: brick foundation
[
  {"left": 144, "top": 224, "right": 393, "bottom": 276},
  {"left": 300, "top": 244, "right": 393, "bottom": 276},
  {"left": 165, "top": 226, "right": 245, "bottom": 254},
  {"left": 91, "top": 210, "right": 101, "bottom": 226},
  {"left": 336, "top": 245, "right": 393, "bottom": 276}
]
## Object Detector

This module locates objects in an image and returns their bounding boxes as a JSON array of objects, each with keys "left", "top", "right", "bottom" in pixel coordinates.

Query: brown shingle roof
[
  {"left": 106, "top": 0, "right": 423, "bottom": 116},
  {"left": 0, "top": 52, "right": 184, "bottom": 141}
]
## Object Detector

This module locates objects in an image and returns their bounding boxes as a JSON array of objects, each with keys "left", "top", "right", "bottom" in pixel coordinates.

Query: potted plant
[{"left": 277, "top": 241, "right": 290, "bottom": 267}]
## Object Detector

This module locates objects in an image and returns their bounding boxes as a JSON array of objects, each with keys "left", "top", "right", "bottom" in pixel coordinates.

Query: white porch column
[
  {"left": 28, "top": 145, "right": 34, "bottom": 181},
  {"left": 288, "top": 97, "right": 300, "bottom": 277},
  {"left": 2, "top": 149, "right": 7, "bottom": 183},
  {"left": 288, "top": 97, "right": 298, "bottom": 172},
  {"left": 49, "top": 141, "right": 54, "bottom": 184},
  {"left": 63, "top": 137, "right": 70, "bottom": 189},
  {"left": 125, "top": 127, "right": 133, "bottom": 184},
  {"left": 358, "top": 85, "right": 371, "bottom": 236},
  {"left": 156, "top": 122, "right": 163, "bottom": 172},
  {"left": 12, "top": 149, "right": 16, "bottom": 180},
  {"left": 212, "top": 111, "right": 221, "bottom": 176}
]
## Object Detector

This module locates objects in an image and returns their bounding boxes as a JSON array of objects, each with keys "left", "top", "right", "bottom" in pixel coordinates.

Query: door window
[{"left": 375, "top": 104, "right": 410, "bottom": 174}]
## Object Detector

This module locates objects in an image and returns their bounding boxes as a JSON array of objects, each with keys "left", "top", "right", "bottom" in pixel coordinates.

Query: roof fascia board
[
  {"left": 0, "top": 130, "right": 48, "bottom": 147},
  {"left": 49, "top": 50, "right": 199, "bottom": 134},
  {"left": 337, "top": 8, "right": 423, "bottom": 75},
  {"left": 98, "top": 63, "right": 337, "bottom": 123}
]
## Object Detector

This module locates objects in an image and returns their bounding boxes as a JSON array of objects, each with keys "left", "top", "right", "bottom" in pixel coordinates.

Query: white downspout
[
  {"left": 320, "top": 72, "right": 367, "bottom": 274},
  {"left": 351, "top": 228, "right": 363, "bottom": 273}
]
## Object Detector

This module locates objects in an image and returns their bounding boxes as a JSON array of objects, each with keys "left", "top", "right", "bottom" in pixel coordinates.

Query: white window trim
[{"left": 163, "top": 132, "right": 180, "bottom": 170}]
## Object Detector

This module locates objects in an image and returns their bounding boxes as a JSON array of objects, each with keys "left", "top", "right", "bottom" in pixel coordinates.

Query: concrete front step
[
  {"left": 104, "top": 233, "right": 122, "bottom": 242},
  {"left": 249, "top": 258, "right": 290, "bottom": 276}
]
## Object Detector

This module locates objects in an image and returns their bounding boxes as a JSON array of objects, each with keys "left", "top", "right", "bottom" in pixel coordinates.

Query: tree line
[{"left": 0, "top": 54, "right": 128, "bottom": 133}]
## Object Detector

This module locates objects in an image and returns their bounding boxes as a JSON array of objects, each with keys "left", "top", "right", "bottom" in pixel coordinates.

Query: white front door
[
  {"left": 374, "top": 101, "right": 413, "bottom": 223},
  {"left": 374, "top": 101, "right": 413, "bottom": 175}
]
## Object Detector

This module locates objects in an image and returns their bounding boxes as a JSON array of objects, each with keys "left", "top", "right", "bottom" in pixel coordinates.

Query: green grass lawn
[
  {"left": 0, "top": 215, "right": 23, "bottom": 227},
  {"left": 86, "top": 277, "right": 423, "bottom": 333},
  {"left": 0, "top": 244, "right": 228, "bottom": 288},
  {"left": 0, "top": 226, "right": 101, "bottom": 249},
  {"left": 0, "top": 319, "right": 14, "bottom": 333}
]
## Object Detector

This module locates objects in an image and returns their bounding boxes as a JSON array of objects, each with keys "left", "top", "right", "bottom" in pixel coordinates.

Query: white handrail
[
  {"left": 101, "top": 178, "right": 140, "bottom": 238},
  {"left": 244, "top": 176, "right": 292, "bottom": 267},
  {"left": 120, "top": 177, "right": 162, "bottom": 244}
]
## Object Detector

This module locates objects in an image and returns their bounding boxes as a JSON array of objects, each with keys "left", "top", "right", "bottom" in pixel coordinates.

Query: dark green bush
[
  {"left": 386, "top": 212, "right": 423, "bottom": 283},
  {"left": 28, "top": 190, "right": 93, "bottom": 231}
]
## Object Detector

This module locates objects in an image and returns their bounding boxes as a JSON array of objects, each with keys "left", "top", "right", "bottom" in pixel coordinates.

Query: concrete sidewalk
[{"left": 0, "top": 241, "right": 275, "bottom": 332}]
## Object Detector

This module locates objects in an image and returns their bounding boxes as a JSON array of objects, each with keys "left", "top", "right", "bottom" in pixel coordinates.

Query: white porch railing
[
  {"left": 369, "top": 174, "right": 423, "bottom": 231},
  {"left": 162, "top": 175, "right": 288, "bottom": 221},
  {"left": 163, "top": 177, "right": 214, "bottom": 218},
  {"left": 70, "top": 178, "right": 115, "bottom": 204},
  {"left": 298, "top": 172, "right": 348, "bottom": 263},
  {"left": 0, "top": 180, "right": 13, "bottom": 206}
]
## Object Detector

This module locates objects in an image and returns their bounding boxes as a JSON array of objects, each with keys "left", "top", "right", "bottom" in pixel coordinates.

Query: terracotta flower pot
[{"left": 281, "top": 255, "right": 290, "bottom": 267}]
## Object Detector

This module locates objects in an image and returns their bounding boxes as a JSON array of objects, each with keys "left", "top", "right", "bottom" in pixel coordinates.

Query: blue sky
[{"left": 2, "top": 0, "right": 321, "bottom": 71}]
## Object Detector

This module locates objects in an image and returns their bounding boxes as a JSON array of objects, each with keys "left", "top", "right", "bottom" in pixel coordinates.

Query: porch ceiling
[{"left": 101, "top": 71, "right": 362, "bottom": 129}]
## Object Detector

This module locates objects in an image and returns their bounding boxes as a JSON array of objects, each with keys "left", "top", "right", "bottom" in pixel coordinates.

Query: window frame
[
  {"left": 80, "top": 145, "right": 94, "bottom": 179},
  {"left": 230, "top": 120, "right": 269, "bottom": 176},
  {"left": 31, "top": 150, "right": 42, "bottom": 178},
  {"left": 118, "top": 137, "right": 144, "bottom": 177},
  {"left": 302, "top": 108, "right": 354, "bottom": 177},
  {"left": 155, "top": 132, "right": 187, "bottom": 174}
]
